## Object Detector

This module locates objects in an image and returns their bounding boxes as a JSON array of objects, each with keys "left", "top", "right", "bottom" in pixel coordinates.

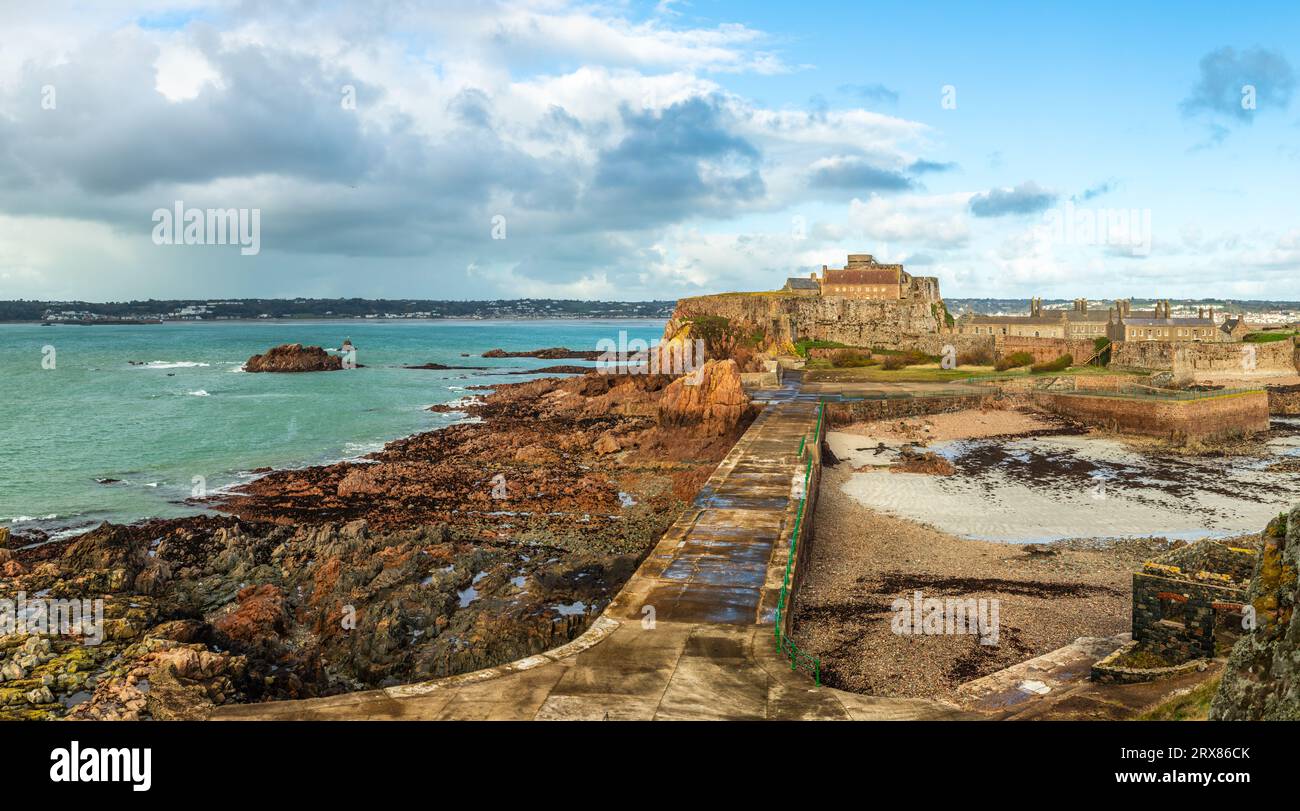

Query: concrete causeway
[{"left": 211, "top": 398, "right": 969, "bottom": 720}]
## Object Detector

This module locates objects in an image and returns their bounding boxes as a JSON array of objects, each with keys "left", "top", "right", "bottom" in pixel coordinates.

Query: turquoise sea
[{"left": 0, "top": 319, "right": 665, "bottom": 537}]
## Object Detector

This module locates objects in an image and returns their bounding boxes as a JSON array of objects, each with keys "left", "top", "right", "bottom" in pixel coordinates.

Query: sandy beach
[{"left": 791, "top": 466, "right": 1170, "bottom": 699}]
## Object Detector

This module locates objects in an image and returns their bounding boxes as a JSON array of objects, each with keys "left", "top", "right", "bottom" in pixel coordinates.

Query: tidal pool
[{"left": 829, "top": 419, "right": 1300, "bottom": 543}]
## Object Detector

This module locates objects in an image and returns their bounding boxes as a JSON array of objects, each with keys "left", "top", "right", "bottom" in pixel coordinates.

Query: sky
[{"left": 0, "top": 0, "right": 1298, "bottom": 302}]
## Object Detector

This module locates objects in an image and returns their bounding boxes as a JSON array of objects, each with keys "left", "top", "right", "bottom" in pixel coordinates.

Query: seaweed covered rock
[{"left": 1210, "top": 505, "right": 1300, "bottom": 719}]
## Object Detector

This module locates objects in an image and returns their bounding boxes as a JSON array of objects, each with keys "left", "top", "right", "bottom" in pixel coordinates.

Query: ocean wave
[
  {"left": 188, "top": 390, "right": 210, "bottom": 397},
  {"left": 134, "top": 360, "right": 211, "bottom": 369},
  {"left": 342, "top": 441, "right": 385, "bottom": 457},
  {"left": 6, "top": 514, "right": 59, "bottom": 523},
  {"left": 439, "top": 396, "right": 482, "bottom": 410}
]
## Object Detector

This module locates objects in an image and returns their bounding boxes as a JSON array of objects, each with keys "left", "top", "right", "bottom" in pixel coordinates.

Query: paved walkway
[{"left": 212, "top": 400, "right": 969, "bottom": 720}]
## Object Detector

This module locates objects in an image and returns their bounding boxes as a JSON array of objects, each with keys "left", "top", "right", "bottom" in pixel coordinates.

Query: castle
[{"left": 783, "top": 254, "right": 916, "bottom": 301}]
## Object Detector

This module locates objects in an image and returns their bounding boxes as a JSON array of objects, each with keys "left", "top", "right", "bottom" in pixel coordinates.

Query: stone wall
[
  {"left": 1035, "top": 390, "right": 1270, "bottom": 441},
  {"left": 994, "top": 335, "right": 1100, "bottom": 364},
  {"left": 1111, "top": 338, "right": 1298, "bottom": 375},
  {"left": 666, "top": 289, "right": 945, "bottom": 352},
  {"left": 982, "top": 374, "right": 1139, "bottom": 393},
  {"left": 1132, "top": 572, "right": 1244, "bottom": 661},
  {"left": 824, "top": 393, "right": 1000, "bottom": 426},
  {"left": 1267, "top": 384, "right": 1300, "bottom": 415}
]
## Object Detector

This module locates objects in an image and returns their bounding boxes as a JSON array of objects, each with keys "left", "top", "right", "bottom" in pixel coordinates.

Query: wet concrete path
[{"left": 212, "top": 399, "right": 969, "bottom": 720}]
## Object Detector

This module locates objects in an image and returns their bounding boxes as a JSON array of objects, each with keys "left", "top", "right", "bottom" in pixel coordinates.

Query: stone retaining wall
[
  {"left": 1035, "top": 390, "right": 1270, "bottom": 441},
  {"left": 824, "top": 393, "right": 999, "bottom": 426},
  {"left": 994, "top": 335, "right": 1100, "bottom": 364},
  {"left": 1111, "top": 338, "right": 1298, "bottom": 375},
  {"left": 1091, "top": 641, "right": 1208, "bottom": 685},
  {"left": 1267, "top": 384, "right": 1300, "bottom": 415}
]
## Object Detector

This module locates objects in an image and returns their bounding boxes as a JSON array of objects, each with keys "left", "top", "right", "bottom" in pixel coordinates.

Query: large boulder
[
  {"left": 657, "top": 359, "right": 750, "bottom": 436},
  {"left": 62, "top": 523, "right": 149, "bottom": 592},
  {"left": 1210, "top": 505, "right": 1300, "bottom": 719},
  {"left": 244, "top": 343, "right": 343, "bottom": 373}
]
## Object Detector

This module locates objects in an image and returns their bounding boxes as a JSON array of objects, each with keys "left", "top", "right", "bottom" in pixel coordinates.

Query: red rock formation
[
  {"left": 244, "top": 343, "right": 343, "bottom": 373},
  {"left": 657, "top": 359, "right": 751, "bottom": 436}
]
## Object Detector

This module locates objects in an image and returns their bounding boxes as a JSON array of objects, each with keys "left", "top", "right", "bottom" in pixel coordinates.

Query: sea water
[{"left": 0, "top": 319, "right": 665, "bottom": 536}]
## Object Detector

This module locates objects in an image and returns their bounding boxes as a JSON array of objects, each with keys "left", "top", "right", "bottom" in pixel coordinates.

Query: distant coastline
[{"left": 0, "top": 297, "right": 678, "bottom": 324}]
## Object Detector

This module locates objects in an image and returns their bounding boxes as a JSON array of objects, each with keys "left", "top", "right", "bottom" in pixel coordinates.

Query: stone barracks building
[
  {"left": 956, "top": 298, "right": 1243, "bottom": 344},
  {"left": 783, "top": 254, "right": 912, "bottom": 300}
]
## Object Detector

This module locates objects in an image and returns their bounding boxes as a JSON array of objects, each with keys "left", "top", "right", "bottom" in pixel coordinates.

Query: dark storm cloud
[
  {"left": 588, "top": 97, "right": 764, "bottom": 227},
  {"left": 968, "top": 181, "right": 1057, "bottom": 217},
  {"left": 0, "top": 33, "right": 378, "bottom": 195}
]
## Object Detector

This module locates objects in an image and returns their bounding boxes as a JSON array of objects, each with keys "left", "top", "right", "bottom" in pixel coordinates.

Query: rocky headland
[{"left": 0, "top": 360, "right": 753, "bottom": 720}]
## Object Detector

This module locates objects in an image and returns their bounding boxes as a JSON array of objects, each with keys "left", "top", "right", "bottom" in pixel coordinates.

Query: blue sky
[{"left": 0, "top": 0, "right": 1297, "bottom": 301}]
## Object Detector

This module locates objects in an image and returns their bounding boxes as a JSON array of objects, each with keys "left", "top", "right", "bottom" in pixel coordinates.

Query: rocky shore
[{"left": 0, "top": 359, "right": 753, "bottom": 720}]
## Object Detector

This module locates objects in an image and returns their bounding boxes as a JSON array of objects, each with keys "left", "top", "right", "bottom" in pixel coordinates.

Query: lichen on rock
[{"left": 1210, "top": 505, "right": 1300, "bottom": 720}]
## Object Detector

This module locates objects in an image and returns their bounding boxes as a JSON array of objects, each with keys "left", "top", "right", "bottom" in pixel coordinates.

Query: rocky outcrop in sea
[{"left": 244, "top": 343, "right": 343, "bottom": 373}]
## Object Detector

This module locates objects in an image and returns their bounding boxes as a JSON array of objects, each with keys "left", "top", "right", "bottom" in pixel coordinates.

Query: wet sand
[
  {"left": 826, "top": 411, "right": 1300, "bottom": 543},
  {"left": 792, "top": 466, "right": 1168, "bottom": 699},
  {"left": 834, "top": 407, "right": 1063, "bottom": 443},
  {"left": 796, "top": 404, "right": 1290, "bottom": 700}
]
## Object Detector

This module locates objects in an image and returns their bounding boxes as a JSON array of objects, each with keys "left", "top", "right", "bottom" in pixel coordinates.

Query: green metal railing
[{"left": 774, "top": 400, "right": 824, "bottom": 686}]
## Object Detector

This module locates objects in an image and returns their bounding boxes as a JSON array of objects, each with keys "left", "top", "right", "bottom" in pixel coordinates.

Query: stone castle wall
[
  {"left": 667, "top": 285, "right": 945, "bottom": 351},
  {"left": 994, "top": 335, "right": 1100, "bottom": 364},
  {"left": 1035, "top": 390, "right": 1270, "bottom": 441},
  {"left": 1111, "top": 338, "right": 1298, "bottom": 375}
]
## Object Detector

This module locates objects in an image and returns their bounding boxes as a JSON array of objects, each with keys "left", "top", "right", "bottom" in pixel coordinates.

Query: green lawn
[{"left": 1244, "top": 331, "right": 1297, "bottom": 343}]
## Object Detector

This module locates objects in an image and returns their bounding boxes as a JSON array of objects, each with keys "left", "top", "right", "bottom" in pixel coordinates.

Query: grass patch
[
  {"left": 1030, "top": 353, "right": 1074, "bottom": 373},
  {"left": 994, "top": 351, "right": 1035, "bottom": 371},
  {"left": 1138, "top": 674, "right": 1222, "bottom": 721},
  {"left": 1244, "top": 331, "right": 1297, "bottom": 343},
  {"left": 794, "top": 339, "right": 852, "bottom": 359},
  {"left": 830, "top": 348, "right": 876, "bottom": 368}
]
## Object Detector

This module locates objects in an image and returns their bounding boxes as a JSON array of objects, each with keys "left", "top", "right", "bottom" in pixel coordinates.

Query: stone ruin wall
[
  {"left": 1132, "top": 573, "right": 1243, "bottom": 662},
  {"left": 1035, "top": 390, "right": 1271, "bottom": 441},
  {"left": 1111, "top": 338, "right": 1298, "bottom": 375}
]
